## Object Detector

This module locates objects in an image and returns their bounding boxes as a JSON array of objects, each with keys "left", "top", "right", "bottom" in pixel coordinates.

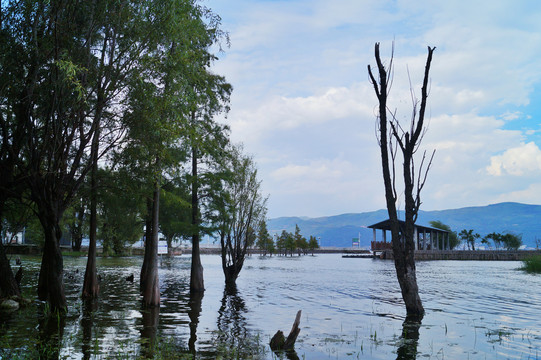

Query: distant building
[{"left": 368, "top": 219, "right": 450, "bottom": 251}]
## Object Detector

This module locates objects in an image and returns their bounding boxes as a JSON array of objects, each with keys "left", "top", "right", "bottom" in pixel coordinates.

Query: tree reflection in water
[
  {"left": 81, "top": 299, "right": 98, "bottom": 360},
  {"left": 188, "top": 291, "right": 204, "bottom": 355},
  {"left": 396, "top": 316, "right": 421, "bottom": 360},
  {"left": 140, "top": 306, "right": 160, "bottom": 358},
  {"left": 37, "top": 310, "right": 66, "bottom": 360},
  {"left": 214, "top": 283, "right": 266, "bottom": 358}
]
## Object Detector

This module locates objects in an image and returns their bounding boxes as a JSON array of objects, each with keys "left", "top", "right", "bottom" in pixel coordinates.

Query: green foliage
[
  {"left": 294, "top": 224, "right": 308, "bottom": 255},
  {"left": 98, "top": 169, "right": 145, "bottom": 256},
  {"left": 213, "top": 145, "right": 268, "bottom": 279},
  {"left": 501, "top": 233, "right": 522, "bottom": 250},
  {"left": 308, "top": 235, "right": 320, "bottom": 252},
  {"left": 160, "top": 178, "right": 192, "bottom": 251},
  {"left": 483, "top": 232, "right": 522, "bottom": 250},
  {"left": 429, "top": 220, "right": 459, "bottom": 250},
  {"left": 256, "top": 220, "right": 274, "bottom": 255},
  {"left": 459, "top": 229, "right": 480, "bottom": 250},
  {"left": 284, "top": 231, "right": 296, "bottom": 256},
  {"left": 522, "top": 255, "right": 541, "bottom": 273}
]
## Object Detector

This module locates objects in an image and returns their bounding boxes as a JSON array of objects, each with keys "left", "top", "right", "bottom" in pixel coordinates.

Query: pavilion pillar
[
  {"left": 382, "top": 230, "right": 387, "bottom": 243},
  {"left": 414, "top": 226, "right": 418, "bottom": 251},
  {"left": 422, "top": 229, "right": 427, "bottom": 250},
  {"left": 431, "top": 231, "right": 434, "bottom": 251}
]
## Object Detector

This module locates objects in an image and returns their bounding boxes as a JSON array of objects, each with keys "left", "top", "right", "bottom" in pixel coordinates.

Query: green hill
[{"left": 268, "top": 202, "right": 541, "bottom": 249}]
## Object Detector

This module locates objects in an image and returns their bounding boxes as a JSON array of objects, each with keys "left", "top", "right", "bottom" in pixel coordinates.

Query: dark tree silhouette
[{"left": 368, "top": 43, "right": 436, "bottom": 318}]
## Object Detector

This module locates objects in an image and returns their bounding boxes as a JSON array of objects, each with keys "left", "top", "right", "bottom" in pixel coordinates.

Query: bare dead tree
[{"left": 368, "top": 42, "right": 435, "bottom": 318}]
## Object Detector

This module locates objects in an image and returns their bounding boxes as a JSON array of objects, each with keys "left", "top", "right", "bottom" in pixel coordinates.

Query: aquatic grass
[{"left": 521, "top": 255, "right": 541, "bottom": 273}]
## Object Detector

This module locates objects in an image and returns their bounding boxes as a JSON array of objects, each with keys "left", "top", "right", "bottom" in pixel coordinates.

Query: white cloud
[
  {"left": 487, "top": 142, "right": 541, "bottom": 176},
  {"left": 494, "top": 183, "right": 541, "bottom": 205},
  {"left": 207, "top": 0, "right": 541, "bottom": 217},
  {"left": 228, "top": 85, "right": 374, "bottom": 145}
]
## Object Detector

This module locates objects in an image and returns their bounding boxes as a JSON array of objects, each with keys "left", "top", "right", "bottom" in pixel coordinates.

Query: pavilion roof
[{"left": 367, "top": 219, "right": 449, "bottom": 234}]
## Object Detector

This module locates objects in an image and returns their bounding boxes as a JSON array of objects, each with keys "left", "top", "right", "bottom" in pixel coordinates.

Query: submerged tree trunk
[
  {"left": 368, "top": 42, "right": 435, "bottom": 318},
  {"left": 0, "top": 199, "right": 20, "bottom": 298},
  {"left": 220, "top": 232, "right": 246, "bottom": 286},
  {"left": 190, "top": 146, "right": 204, "bottom": 293},
  {"left": 140, "top": 198, "right": 153, "bottom": 292},
  {"left": 141, "top": 180, "right": 160, "bottom": 307},
  {"left": 36, "top": 206, "right": 67, "bottom": 312},
  {"left": 0, "top": 242, "right": 20, "bottom": 299},
  {"left": 82, "top": 127, "right": 100, "bottom": 299}
]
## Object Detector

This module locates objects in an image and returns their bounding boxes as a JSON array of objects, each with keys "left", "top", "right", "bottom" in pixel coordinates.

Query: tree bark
[
  {"left": 368, "top": 43, "right": 434, "bottom": 318},
  {"left": 141, "top": 179, "right": 160, "bottom": 307},
  {"left": 190, "top": 145, "right": 204, "bottom": 293},
  {"left": 82, "top": 122, "right": 100, "bottom": 299},
  {"left": 36, "top": 206, "right": 67, "bottom": 312},
  {"left": 0, "top": 242, "right": 20, "bottom": 299},
  {"left": 270, "top": 310, "right": 302, "bottom": 351},
  {"left": 140, "top": 197, "right": 153, "bottom": 292}
]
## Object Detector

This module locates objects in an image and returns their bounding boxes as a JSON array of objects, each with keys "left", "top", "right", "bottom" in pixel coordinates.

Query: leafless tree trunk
[{"left": 368, "top": 43, "right": 435, "bottom": 318}]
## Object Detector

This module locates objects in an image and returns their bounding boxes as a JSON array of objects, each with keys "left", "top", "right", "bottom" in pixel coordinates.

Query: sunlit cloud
[{"left": 487, "top": 142, "right": 541, "bottom": 176}]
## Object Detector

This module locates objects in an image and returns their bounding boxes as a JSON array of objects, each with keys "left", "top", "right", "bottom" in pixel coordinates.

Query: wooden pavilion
[{"left": 367, "top": 219, "right": 450, "bottom": 252}]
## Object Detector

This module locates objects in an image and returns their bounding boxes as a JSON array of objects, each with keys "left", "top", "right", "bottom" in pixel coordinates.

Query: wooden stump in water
[{"left": 270, "top": 310, "right": 302, "bottom": 351}]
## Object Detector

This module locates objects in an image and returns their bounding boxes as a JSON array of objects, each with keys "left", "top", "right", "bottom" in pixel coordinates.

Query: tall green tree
[
  {"left": 256, "top": 220, "right": 274, "bottom": 256},
  {"left": 284, "top": 231, "right": 296, "bottom": 257},
  {"left": 308, "top": 235, "right": 319, "bottom": 255},
  {"left": 1, "top": 0, "right": 126, "bottom": 311},
  {"left": 276, "top": 231, "right": 287, "bottom": 256},
  {"left": 293, "top": 224, "right": 308, "bottom": 255}
]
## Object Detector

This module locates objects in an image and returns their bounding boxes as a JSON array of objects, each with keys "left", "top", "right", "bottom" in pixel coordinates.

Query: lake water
[{"left": 1, "top": 254, "right": 541, "bottom": 359}]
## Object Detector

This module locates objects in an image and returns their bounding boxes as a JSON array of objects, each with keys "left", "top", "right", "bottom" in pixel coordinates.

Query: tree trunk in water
[
  {"left": 141, "top": 181, "right": 160, "bottom": 307},
  {"left": 82, "top": 132, "right": 100, "bottom": 299},
  {"left": 0, "top": 241, "right": 20, "bottom": 299},
  {"left": 140, "top": 198, "right": 153, "bottom": 292},
  {"left": 0, "top": 201, "right": 19, "bottom": 299},
  {"left": 37, "top": 213, "right": 67, "bottom": 312},
  {"left": 368, "top": 43, "right": 425, "bottom": 318},
  {"left": 190, "top": 146, "right": 204, "bottom": 293},
  {"left": 392, "top": 240, "right": 423, "bottom": 317}
]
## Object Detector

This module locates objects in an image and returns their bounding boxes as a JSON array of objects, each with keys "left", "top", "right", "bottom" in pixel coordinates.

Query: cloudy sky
[{"left": 205, "top": 0, "right": 541, "bottom": 219}]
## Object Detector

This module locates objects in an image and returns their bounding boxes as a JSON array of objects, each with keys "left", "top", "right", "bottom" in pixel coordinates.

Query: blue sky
[{"left": 206, "top": 0, "right": 541, "bottom": 218}]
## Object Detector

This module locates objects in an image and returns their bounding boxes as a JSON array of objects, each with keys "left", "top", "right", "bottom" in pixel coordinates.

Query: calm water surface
[{"left": 1, "top": 254, "right": 540, "bottom": 359}]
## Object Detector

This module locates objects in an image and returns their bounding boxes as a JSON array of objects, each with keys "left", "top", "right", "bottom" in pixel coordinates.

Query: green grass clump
[{"left": 521, "top": 255, "right": 541, "bottom": 273}]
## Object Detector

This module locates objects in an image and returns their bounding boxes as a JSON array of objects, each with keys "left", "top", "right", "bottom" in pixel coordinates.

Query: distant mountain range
[{"left": 267, "top": 202, "right": 541, "bottom": 249}]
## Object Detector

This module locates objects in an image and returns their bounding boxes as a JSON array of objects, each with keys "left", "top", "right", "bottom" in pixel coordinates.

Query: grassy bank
[{"left": 522, "top": 255, "right": 541, "bottom": 273}]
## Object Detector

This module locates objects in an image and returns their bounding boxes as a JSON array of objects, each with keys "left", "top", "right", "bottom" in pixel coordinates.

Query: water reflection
[
  {"left": 217, "top": 283, "right": 247, "bottom": 342},
  {"left": 188, "top": 292, "right": 203, "bottom": 355},
  {"left": 396, "top": 316, "right": 421, "bottom": 360},
  {"left": 214, "top": 283, "right": 267, "bottom": 358},
  {"left": 140, "top": 306, "right": 160, "bottom": 358},
  {"left": 81, "top": 299, "right": 98, "bottom": 360},
  {"left": 37, "top": 310, "right": 66, "bottom": 360}
]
